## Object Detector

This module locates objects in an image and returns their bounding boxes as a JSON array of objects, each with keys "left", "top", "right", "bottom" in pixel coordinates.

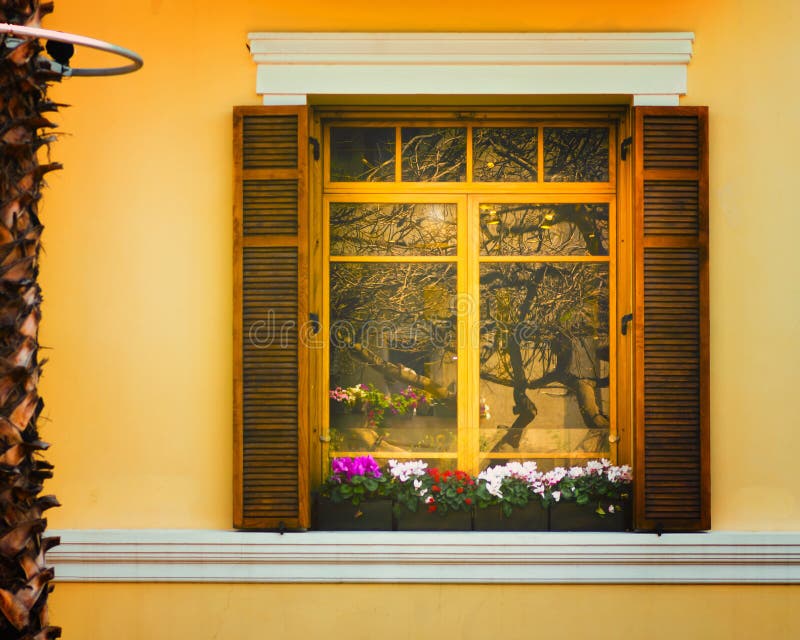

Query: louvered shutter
[
  {"left": 633, "top": 106, "right": 710, "bottom": 531},
  {"left": 233, "top": 106, "right": 309, "bottom": 529}
]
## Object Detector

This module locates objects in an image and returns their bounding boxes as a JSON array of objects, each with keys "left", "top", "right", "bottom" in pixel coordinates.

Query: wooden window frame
[{"left": 309, "top": 106, "right": 633, "bottom": 483}]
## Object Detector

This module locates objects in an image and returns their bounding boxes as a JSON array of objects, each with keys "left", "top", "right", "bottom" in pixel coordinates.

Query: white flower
[
  {"left": 552, "top": 491, "right": 561, "bottom": 502},
  {"left": 425, "top": 495, "right": 434, "bottom": 504},
  {"left": 608, "top": 504, "right": 616, "bottom": 514},
  {"left": 586, "top": 460, "right": 604, "bottom": 475},
  {"left": 388, "top": 459, "right": 428, "bottom": 482},
  {"left": 568, "top": 466, "right": 586, "bottom": 479}
]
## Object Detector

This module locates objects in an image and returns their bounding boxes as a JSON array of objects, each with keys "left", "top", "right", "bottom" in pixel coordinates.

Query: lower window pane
[
  {"left": 479, "top": 262, "right": 610, "bottom": 457},
  {"left": 329, "top": 262, "right": 458, "bottom": 455}
]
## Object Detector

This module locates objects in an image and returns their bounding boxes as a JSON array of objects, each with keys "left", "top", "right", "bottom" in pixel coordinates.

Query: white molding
[
  {"left": 247, "top": 32, "right": 694, "bottom": 106},
  {"left": 48, "top": 530, "right": 800, "bottom": 584}
]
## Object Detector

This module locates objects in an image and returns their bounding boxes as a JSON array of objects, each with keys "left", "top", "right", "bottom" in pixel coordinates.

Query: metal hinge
[
  {"left": 309, "top": 136, "right": 320, "bottom": 161},
  {"left": 620, "top": 136, "right": 633, "bottom": 161},
  {"left": 621, "top": 313, "right": 634, "bottom": 335}
]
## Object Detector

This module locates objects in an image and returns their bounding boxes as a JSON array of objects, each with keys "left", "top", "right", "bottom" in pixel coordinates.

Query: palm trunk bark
[{"left": 0, "top": 1, "right": 61, "bottom": 638}]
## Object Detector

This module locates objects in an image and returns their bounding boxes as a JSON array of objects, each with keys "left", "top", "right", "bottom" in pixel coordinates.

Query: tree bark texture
[{"left": 0, "top": 1, "right": 61, "bottom": 638}]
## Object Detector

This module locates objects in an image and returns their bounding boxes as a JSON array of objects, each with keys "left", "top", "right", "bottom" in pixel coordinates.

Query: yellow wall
[
  {"left": 41, "top": 0, "right": 800, "bottom": 531},
  {"left": 51, "top": 583, "right": 800, "bottom": 640},
  {"left": 31, "top": 0, "right": 800, "bottom": 637}
]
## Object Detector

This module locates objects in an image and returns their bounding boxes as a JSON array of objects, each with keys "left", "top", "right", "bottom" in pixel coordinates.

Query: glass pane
[
  {"left": 329, "top": 262, "right": 458, "bottom": 455},
  {"left": 544, "top": 127, "right": 609, "bottom": 182},
  {"left": 473, "top": 127, "right": 538, "bottom": 182},
  {"left": 478, "top": 262, "right": 610, "bottom": 456},
  {"left": 401, "top": 127, "right": 466, "bottom": 182},
  {"left": 480, "top": 203, "right": 609, "bottom": 256},
  {"left": 330, "top": 127, "right": 395, "bottom": 182},
  {"left": 330, "top": 202, "right": 457, "bottom": 257}
]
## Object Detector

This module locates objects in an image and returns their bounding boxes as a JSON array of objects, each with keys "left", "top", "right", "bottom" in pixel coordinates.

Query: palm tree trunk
[{"left": 0, "top": 1, "right": 61, "bottom": 638}]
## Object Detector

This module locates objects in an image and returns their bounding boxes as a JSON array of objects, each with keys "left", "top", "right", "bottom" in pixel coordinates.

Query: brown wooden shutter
[
  {"left": 633, "top": 106, "right": 710, "bottom": 532},
  {"left": 233, "top": 106, "right": 309, "bottom": 529}
]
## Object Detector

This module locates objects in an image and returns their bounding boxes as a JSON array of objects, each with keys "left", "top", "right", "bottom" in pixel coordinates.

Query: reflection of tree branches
[
  {"left": 331, "top": 203, "right": 457, "bottom": 256},
  {"left": 401, "top": 128, "right": 466, "bottom": 182},
  {"left": 544, "top": 127, "right": 608, "bottom": 182},
  {"left": 481, "top": 203, "right": 608, "bottom": 256},
  {"left": 330, "top": 263, "right": 457, "bottom": 397},
  {"left": 473, "top": 128, "right": 537, "bottom": 181},
  {"left": 480, "top": 262, "right": 609, "bottom": 451}
]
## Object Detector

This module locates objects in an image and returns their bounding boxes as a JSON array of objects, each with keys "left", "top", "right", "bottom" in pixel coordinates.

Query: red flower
[
  {"left": 465, "top": 498, "right": 472, "bottom": 505},
  {"left": 456, "top": 487, "right": 463, "bottom": 494},
  {"left": 431, "top": 485, "right": 441, "bottom": 493},
  {"left": 428, "top": 505, "right": 437, "bottom": 513}
]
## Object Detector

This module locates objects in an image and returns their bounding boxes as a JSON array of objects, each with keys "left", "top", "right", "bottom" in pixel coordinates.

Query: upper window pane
[
  {"left": 544, "top": 127, "right": 609, "bottom": 182},
  {"left": 330, "top": 127, "right": 395, "bottom": 182},
  {"left": 330, "top": 202, "right": 457, "bottom": 257},
  {"left": 480, "top": 203, "right": 609, "bottom": 256},
  {"left": 473, "top": 127, "right": 538, "bottom": 182},
  {"left": 401, "top": 127, "right": 466, "bottom": 182}
]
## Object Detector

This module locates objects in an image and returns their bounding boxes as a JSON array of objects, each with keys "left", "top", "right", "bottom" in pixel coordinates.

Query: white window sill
[{"left": 48, "top": 529, "right": 800, "bottom": 584}]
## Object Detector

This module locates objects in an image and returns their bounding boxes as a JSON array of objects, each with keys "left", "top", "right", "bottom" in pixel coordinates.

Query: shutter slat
[
  {"left": 634, "top": 106, "right": 709, "bottom": 532},
  {"left": 234, "top": 106, "right": 309, "bottom": 530}
]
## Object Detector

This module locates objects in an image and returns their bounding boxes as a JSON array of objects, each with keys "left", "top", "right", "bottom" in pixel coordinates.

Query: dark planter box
[
  {"left": 473, "top": 503, "right": 548, "bottom": 531},
  {"left": 548, "top": 501, "right": 629, "bottom": 532},
  {"left": 315, "top": 496, "right": 393, "bottom": 531},
  {"left": 394, "top": 506, "right": 473, "bottom": 531}
]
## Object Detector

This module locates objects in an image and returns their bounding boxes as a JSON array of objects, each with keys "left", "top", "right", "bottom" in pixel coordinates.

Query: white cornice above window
[{"left": 247, "top": 32, "right": 695, "bottom": 106}]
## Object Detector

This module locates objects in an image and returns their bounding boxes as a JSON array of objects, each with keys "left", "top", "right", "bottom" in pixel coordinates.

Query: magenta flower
[{"left": 330, "top": 456, "right": 382, "bottom": 480}]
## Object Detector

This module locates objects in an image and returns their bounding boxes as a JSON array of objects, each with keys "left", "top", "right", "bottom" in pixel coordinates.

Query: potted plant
[
  {"left": 389, "top": 460, "right": 474, "bottom": 531},
  {"left": 315, "top": 456, "right": 392, "bottom": 530},
  {"left": 473, "top": 462, "right": 549, "bottom": 531},
  {"left": 548, "top": 459, "right": 633, "bottom": 531}
]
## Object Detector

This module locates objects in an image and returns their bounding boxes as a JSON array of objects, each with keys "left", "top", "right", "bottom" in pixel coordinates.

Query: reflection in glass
[
  {"left": 330, "top": 127, "right": 395, "bottom": 182},
  {"left": 478, "top": 262, "right": 609, "bottom": 455},
  {"left": 544, "top": 127, "right": 609, "bottom": 182},
  {"left": 473, "top": 128, "right": 537, "bottom": 182},
  {"left": 480, "top": 203, "right": 609, "bottom": 256},
  {"left": 330, "top": 203, "right": 457, "bottom": 257},
  {"left": 401, "top": 127, "right": 467, "bottom": 182},
  {"left": 329, "top": 262, "right": 458, "bottom": 454}
]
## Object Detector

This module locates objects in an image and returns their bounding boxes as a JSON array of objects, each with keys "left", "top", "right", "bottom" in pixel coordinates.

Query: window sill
[{"left": 48, "top": 529, "right": 800, "bottom": 584}]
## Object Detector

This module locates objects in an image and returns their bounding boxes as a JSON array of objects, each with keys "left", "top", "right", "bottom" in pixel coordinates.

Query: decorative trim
[
  {"left": 49, "top": 530, "right": 800, "bottom": 584},
  {"left": 247, "top": 32, "right": 694, "bottom": 106}
]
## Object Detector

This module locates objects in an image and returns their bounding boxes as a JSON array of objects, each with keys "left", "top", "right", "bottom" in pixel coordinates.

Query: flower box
[
  {"left": 473, "top": 503, "right": 548, "bottom": 532},
  {"left": 315, "top": 496, "right": 393, "bottom": 531},
  {"left": 548, "top": 501, "right": 629, "bottom": 532},
  {"left": 394, "top": 506, "right": 473, "bottom": 531}
]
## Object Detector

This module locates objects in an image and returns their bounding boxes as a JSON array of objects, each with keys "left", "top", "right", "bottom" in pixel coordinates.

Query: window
[
  {"left": 232, "top": 105, "right": 709, "bottom": 532},
  {"left": 322, "top": 114, "right": 621, "bottom": 476}
]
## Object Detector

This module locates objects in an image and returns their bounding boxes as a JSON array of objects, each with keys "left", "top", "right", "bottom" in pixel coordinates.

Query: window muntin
[{"left": 323, "top": 116, "right": 617, "bottom": 474}]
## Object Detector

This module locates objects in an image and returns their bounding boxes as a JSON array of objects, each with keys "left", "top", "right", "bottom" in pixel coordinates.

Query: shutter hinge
[
  {"left": 309, "top": 136, "right": 320, "bottom": 161},
  {"left": 309, "top": 312, "right": 320, "bottom": 334},
  {"left": 621, "top": 313, "right": 633, "bottom": 335},
  {"left": 620, "top": 136, "right": 633, "bottom": 161}
]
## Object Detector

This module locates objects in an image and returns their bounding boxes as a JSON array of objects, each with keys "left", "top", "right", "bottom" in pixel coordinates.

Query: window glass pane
[
  {"left": 478, "top": 262, "right": 610, "bottom": 457},
  {"left": 330, "top": 127, "right": 395, "bottom": 182},
  {"left": 330, "top": 202, "right": 457, "bottom": 257},
  {"left": 329, "top": 262, "right": 458, "bottom": 455},
  {"left": 473, "top": 127, "right": 538, "bottom": 182},
  {"left": 401, "top": 127, "right": 466, "bottom": 182},
  {"left": 480, "top": 203, "right": 609, "bottom": 256},
  {"left": 544, "top": 127, "right": 609, "bottom": 182}
]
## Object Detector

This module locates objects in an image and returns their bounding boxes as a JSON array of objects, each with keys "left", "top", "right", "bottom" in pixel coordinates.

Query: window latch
[
  {"left": 621, "top": 313, "right": 633, "bottom": 335},
  {"left": 309, "top": 312, "right": 320, "bottom": 334},
  {"left": 620, "top": 136, "right": 633, "bottom": 161},
  {"left": 309, "top": 136, "right": 320, "bottom": 161}
]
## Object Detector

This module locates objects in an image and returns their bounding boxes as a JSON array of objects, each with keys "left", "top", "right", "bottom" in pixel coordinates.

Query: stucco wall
[{"left": 30, "top": 0, "right": 800, "bottom": 635}]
